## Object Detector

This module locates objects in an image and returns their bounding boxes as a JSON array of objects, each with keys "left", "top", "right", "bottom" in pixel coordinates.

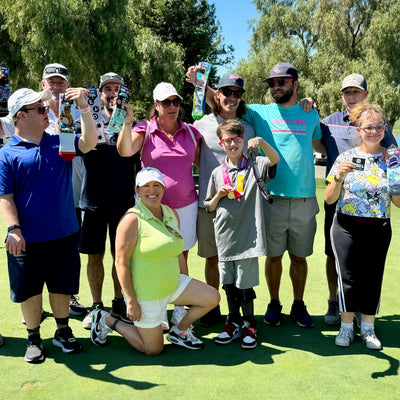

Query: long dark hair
[{"left": 211, "top": 92, "right": 247, "bottom": 118}]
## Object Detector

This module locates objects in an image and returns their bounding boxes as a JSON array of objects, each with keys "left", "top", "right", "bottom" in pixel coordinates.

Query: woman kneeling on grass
[
  {"left": 90, "top": 167, "right": 220, "bottom": 354},
  {"left": 325, "top": 103, "right": 400, "bottom": 350}
]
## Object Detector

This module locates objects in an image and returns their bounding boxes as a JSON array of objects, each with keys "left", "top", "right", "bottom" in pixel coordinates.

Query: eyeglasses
[
  {"left": 219, "top": 88, "right": 243, "bottom": 98},
  {"left": 44, "top": 66, "right": 69, "bottom": 79},
  {"left": 267, "top": 78, "right": 293, "bottom": 88},
  {"left": 360, "top": 124, "right": 385, "bottom": 134},
  {"left": 20, "top": 106, "right": 49, "bottom": 115},
  {"left": 158, "top": 98, "right": 181, "bottom": 107},
  {"left": 219, "top": 136, "right": 245, "bottom": 146}
]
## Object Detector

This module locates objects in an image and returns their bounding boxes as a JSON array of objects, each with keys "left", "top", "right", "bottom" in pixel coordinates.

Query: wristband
[
  {"left": 7, "top": 224, "right": 21, "bottom": 233},
  {"left": 80, "top": 107, "right": 90, "bottom": 113}
]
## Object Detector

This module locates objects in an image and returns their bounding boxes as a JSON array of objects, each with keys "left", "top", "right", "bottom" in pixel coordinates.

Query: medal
[{"left": 228, "top": 192, "right": 235, "bottom": 199}]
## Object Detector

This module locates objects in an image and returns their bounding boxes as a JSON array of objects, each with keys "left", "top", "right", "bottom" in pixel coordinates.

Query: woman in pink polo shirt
[{"left": 117, "top": 83, "right": 202, "bottom": 327}]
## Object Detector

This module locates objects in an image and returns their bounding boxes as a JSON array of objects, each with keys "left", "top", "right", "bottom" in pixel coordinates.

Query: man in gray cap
[
  {"left": 0, "top": 87, "right": 97, "bottom": 363},
  {"left": 79, "top": 72, "right": 140, "bottom": 330},
  {"left": 320, "top": 73, "right": 397, "bottom": 325}
]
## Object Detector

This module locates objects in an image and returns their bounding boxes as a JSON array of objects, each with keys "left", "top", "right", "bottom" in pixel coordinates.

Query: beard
[{"left": 271, "top": 85, "right": 294, "bottom": 104}]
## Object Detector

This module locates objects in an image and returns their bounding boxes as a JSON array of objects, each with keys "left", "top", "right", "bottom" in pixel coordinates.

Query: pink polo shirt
[{"left": 133, "top": 117, "right": 202, "bottom": 209}]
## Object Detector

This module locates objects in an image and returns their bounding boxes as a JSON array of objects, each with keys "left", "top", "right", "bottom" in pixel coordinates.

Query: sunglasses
[
  {"left": 44, "top": 66, "right": 69, "bottom": 79},
  {"left": 219, "top": 136, "right": 245, "bottom": 146},
  {"left": 158, "top": 98, "right": 181, "bottom": 107},
  {"left": 219, "top": 88, "right": 243, "bottom": 98},
  {"left": 267, "top": 78, "right": 293, "bottom": 88},
  {"left": 20, "top": 106, "right": 49, "bottom": 115},
  {"left": 360, "top": 124, "right": 385, "bottom": 134}
]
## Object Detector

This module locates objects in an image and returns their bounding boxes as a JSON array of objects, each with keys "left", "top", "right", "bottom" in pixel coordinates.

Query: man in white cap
[
  {"left": 320, "top": 73, "right": 397, "bottom": 326},
  {"left": 79, "top": 72, "right": 140, "bottom": 330},
  {"left": 0, "top": 87, "right": 97, "bottom": 363}
]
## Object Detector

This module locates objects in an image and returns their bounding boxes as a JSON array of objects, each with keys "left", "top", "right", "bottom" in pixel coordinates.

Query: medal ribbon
[{"left": 221, "top": 154, "right": 248, "bottom": 199}]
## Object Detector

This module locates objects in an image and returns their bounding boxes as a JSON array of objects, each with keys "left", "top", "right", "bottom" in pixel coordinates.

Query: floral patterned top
[{"left": 327, "top": 148, "right": 391, "bottom": 219}]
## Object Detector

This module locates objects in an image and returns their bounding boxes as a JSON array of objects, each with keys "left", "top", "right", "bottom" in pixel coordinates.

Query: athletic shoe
[
  {"left": 324, "top": 300, "right": 340, "bottom": 326},
  {"left": 110, "top": 298, "right": 132, "bottom": 324},
  {"left": 82, "top": 302, "right": 104, "bottom": 330},
  {"left": 0, "top": 333, "right": 3, "bottom": 347},
  {"left": 335, "top": 326, "right": 354, "bottom": 347},
  {"left": 69, "top": 295, "right": 87, "bottom": 317},
  {"left": 241, "top": 327, "right": 257, "bottom": 350},
  {"left": 361, "top": 328, "right": 382, "bottom": 350},
  {"left": 167, "top": 326, "right": 204, "bottom": 350},
  {"left": 263, "top": 300, "right": 282, "bottom": 326},
  {"left": 199, "top": 305, "right": 221, "bottom": 327},
  {"left": 22, "top": 309, "right": 46, "bottom": 325},
  {"left": 24, "top": 334, "right": 45, "bottom": 363},
  {"left": 91, "top": 309, "right": 112, "bottom": 347},
  {"left": 162, "top": 310, "right": 170, "bottom": 332},
  {"left": 171, "top": 306, "right": 187, "bottom": 326},
  {"left": 290, "top": 301, "right": 314, "bottom": 328},
  {"left": 215, "top": 322, "right": 242, "bottom": 345},
  {"left": 52, "top": 326, "right": 82, "bottom": 353}
]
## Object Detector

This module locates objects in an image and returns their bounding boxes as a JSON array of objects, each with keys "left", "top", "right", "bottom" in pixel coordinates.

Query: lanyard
[{"left": 222, "top": 154, "right": 248, "bottom": 199}]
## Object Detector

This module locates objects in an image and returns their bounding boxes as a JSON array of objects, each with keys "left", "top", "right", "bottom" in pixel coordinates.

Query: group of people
[{"left": 0, "top": 60, "right": 398, "bottom": 362}]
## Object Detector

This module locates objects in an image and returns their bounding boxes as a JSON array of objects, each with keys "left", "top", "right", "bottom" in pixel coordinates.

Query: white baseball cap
[
  {"left": 8, "top": 88, "right": 52, "bottom": 117},
  {"left": 153, "top": 82, "right": 183, "bottom": 101},
  {"left": 42, "top": 63, "right": 69, "bottom": 81},
  {"left": 136, "top": 167, "right": 165, "bottom": 187}
]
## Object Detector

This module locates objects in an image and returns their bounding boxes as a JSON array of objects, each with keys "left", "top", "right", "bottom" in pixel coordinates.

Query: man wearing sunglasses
[
  {"left": 0, "top": 87, "right": 97, "bottom": 363},
  {"left": 78, "top": 73, "right": 140, "bottom": 330},
  {"left": 320, "top": 73, "right": 396, "bottom": 326}
]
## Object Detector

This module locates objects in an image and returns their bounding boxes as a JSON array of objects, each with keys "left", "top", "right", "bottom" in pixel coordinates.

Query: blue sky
[{"left": 209, "top": 0, "right": 260, "bottom": 75}]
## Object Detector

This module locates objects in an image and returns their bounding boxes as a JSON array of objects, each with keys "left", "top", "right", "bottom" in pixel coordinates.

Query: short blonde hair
[
  {"left": 216, "top": 119, "right": 244, "bottom": 139},
  {"left": 349, "top": 103, "right": 385, "bottom": 127}
]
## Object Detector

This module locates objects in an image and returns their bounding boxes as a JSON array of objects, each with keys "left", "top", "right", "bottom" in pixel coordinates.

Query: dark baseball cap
[
  {"left": 265, "top": 62, "right": 298, "bottom": 82},
  {"left": 99, "top": 72, "right": 125, "bottom": 90},
  {"left": 341, "top": 73, "right": 367, "bottom": 91},
  {"left": 217, "top": 73, "right": 245, "bottom": 92}
]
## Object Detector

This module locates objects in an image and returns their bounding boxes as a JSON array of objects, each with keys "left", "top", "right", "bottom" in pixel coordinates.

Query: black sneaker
[
  {"left": 52, "top": 326, "right": 82, "bottom": 353},
  {"left": 199, "top": 305, "right": 221, "bottom": 327},
  {"left": 69, "top": 295, "right": 87, "bottom": 317},
  {"left": 290, "top": 301, "right": 314, "bottom": 328},
  {"left": 24, "top": 335, "right": 45, "bottom": 363},
  {"left": 263, "top": 300, "right": 282, "bottom": 326},
  {"left": 110, "top": 298, "right": 132, "bottom": 324}
]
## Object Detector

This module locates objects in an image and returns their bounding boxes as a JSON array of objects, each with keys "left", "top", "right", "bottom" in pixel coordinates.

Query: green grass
[{"left": 1, "top": 178, "right": 400, "bottom": 399}]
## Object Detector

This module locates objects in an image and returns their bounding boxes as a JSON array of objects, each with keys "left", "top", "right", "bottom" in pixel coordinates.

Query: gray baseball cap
[
  {"left": 99, "top": 72, "right": 125, "bottom": 90},
  {"left": 43, "top": 63, "right": 69, "bottom": 81},
  {"left": 341, "top": 73, "right": 367, "bottom": 91}
]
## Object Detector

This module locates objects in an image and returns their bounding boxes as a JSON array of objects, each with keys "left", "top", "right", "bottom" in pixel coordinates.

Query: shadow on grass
[{"left": 259, "top": 313, "right": 400, "bottom": 379}]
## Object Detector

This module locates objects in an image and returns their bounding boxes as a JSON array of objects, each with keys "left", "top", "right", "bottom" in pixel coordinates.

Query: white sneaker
[
  {"left": 166, "top": 325, "right": 204, "bottom": 350},
  {"left": 162, "top": 310, "right": 170, "bottom": 332},
  {"left": 91, "top": 310, "right": 112, "bottom": 347},
  {"left": 361, "top": 328, "right": 382, "bottom": 350},
  {"left": 335, "top": 326, "right": 354, "bottom": 347},
  {"left": 171, "top": 307, "right": 187, "bottom": 326}
]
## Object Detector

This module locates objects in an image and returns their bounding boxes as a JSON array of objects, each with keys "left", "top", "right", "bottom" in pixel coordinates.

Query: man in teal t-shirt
[{"left": 242, "top": 62, "right": 324, "bottom": 329}]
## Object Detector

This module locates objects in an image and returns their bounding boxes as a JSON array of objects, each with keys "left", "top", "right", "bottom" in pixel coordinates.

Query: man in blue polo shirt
[
  {"left": 0, "top": 87, "right": 97, "bottom": 363},
  {"left": 321, "top": 73, "right": 396, "bottom": 325}
]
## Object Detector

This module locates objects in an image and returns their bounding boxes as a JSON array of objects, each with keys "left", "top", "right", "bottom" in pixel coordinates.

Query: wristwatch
[{"left": 7, "top": 224, "right": 21, "bottom": 233}]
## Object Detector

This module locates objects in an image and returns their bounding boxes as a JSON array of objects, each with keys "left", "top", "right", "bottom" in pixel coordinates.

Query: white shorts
[
  {"left": 175, "top": 200, "right": 198, "bottom": 251},
  {"left": 134, "top": 274, "right": 192, "bottom": 329}
]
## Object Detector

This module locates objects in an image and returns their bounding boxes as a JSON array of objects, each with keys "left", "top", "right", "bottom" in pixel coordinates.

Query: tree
[{"left": 236, "top": 0, "right": 400, "bottom": 126}]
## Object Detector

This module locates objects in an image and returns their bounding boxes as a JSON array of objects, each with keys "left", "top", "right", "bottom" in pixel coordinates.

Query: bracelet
[
  {"left": 7, "top": 224, "right": 21, "bottom": 233},
  {"left": 334, "top": 175, "right": 342, "bottom": 183},
  {"left": 80, "top": 106, "right": 90, "bottom": 113}
]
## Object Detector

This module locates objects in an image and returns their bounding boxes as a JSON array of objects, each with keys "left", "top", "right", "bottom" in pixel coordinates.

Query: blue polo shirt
[
  {"left": 321, "top": 110, "right": 397, "bottom": 175},
  {"left": 0, "top": 133, "right": 82, "bottom": 243},
  {"left": 243, "top": 103, "right": 322, "bottom": 198}
]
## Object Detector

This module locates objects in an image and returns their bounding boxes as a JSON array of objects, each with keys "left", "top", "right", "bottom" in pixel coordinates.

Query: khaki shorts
[
  {"left": 196, "top": 207, "right": 218, "bottom": 258},
  {"left": 134, "top": 274, "right": 192, "bottom": 329},
  {"left": 264, "top": 196, "right": 319, "bottom": 258}
]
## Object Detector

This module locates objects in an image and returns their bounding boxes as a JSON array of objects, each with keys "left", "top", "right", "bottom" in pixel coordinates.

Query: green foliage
[
  {"left": 237, "top": 0, "right": 400, "bottom": 125},
  {"left": 0, "top": 0, "right": 232, "bottom": 122}
]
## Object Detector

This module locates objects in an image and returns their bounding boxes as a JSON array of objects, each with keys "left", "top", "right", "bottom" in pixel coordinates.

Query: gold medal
[
  {"left": 237, "top": 172, "right": 244, "bottom": 194},
  {"left": 228, "top": 192, "right": 235, "bottom": 199}
]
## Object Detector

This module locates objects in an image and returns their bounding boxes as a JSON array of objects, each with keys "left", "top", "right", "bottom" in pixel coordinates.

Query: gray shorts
[
  {"left": 264, "top": 197, "right": 319, "bottom": 258},
  {"left": 219, "top": 258, "right": 259, "bottom": 289},
  {"left": 197, "top": 207, "right": 218, "bottom": 258}
]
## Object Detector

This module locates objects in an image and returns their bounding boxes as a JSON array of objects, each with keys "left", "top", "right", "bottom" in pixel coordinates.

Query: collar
[
  {"left": 148, "top": 116, "right": 185, "bottom": 135},
  {"left": 9, "top": 132, "right": 50, "bottom": 147},
  {"left": 135, "top": 200, "right": 176, "bottom": 226},
  {"left": 224, "top": 153, "right": 248, "bottom": 171}
]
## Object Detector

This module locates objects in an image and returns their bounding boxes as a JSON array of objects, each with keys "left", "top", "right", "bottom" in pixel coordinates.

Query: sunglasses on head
[
  {"left": 20, "top": 105, "right": 49, "bottom": 115},
  {"left": 44, "top": 66, "right": 69, "bottom": 79},
  {"left": 219, "top": 87, "right": 243, "bottom": 99},
  {"left": 267, "top": 78, "right": 293, "bottom": 88},
  {"left": 158, "top": 98, "right": 181, "bottom": 107}
]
